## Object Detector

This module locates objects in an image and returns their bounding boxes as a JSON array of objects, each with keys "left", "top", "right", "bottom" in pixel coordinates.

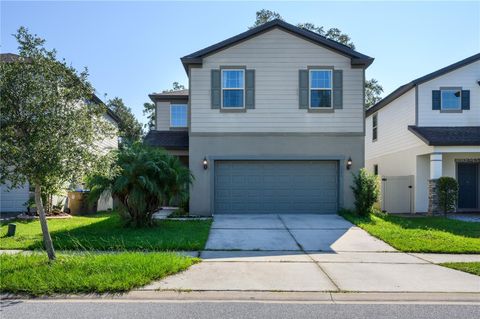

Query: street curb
[{"left": 2, "top": 291, "right": 480, "bottom": 303}]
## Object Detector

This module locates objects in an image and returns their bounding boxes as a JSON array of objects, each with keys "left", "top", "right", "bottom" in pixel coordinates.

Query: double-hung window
[
  {"left": 170, "top": 104, "right": 188, "bottom": 128},
  {"left": 222, "top": 69, "right": 244, "bottom": 108},
  {"left": 441, "top": 89, "right": 461, "bottom": 111},
  {"left": 372, "top": 113, "right": 378, "bottom": 141},
  {"left": 309, "top": 69, "right": 332, "bottom": 108}
]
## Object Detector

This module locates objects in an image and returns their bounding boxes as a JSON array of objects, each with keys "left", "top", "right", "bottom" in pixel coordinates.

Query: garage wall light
[
  {"left": 203, "top": 157, "right": 208, "bottom": 170},
  {"left": 346, "top": 157, "right": 353, "bottom": 170}
]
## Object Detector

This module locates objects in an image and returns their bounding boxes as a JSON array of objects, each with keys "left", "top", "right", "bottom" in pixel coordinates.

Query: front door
[{"left": 457, "top": 163, "right": 479, "bottom": 209}]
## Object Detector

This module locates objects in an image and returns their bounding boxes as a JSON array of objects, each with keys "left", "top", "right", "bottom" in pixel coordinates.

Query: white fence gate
[{"left": 381, "top": 175, "right": 414, "bottom": 214}]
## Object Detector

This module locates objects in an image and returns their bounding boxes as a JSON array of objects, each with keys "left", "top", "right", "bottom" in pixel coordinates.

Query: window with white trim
[
  {"left": 309, "top": 69, "right": 332, "bottom": 108},
  {"left": 441, "top": 89, "right": 461, "bottom": 110},
  {"left": 372, "top": 113, "right": 378, "bottom": 141},
  {"left": 170, "top": 104, "right": 187, "bottom": 128},
  {"left": 222, "top": 69, "right": 244, "bottom": 108}
]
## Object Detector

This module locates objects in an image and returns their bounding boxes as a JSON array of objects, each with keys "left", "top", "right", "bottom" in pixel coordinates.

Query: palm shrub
[
  {"left": 87, "top": 143, "right": 193, "bottom": 227},
  {"left": 351, "top": 168, "right": 380, "bottom": 216},
  {"left": 437, "top": 177, "right": 459, "bottom": 215},
  {"left": 163, "top": 155, "right": 193, "bottom": 208}
]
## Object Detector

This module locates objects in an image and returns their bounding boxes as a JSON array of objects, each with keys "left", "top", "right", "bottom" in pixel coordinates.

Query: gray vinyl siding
[
  {"left": 156, "top": 101, "right": 171, "bottom": 130},
  {"left": 189, "top": 28, "right": 364, "bottom": 133}
]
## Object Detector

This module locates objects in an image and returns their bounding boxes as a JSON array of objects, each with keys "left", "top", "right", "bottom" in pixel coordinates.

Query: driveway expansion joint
[{"left": 277, "top": 214, "right": 341, "bottom": 292}]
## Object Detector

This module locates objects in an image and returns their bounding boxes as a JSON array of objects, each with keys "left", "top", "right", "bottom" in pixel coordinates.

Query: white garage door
[{"left": 214, "top": 160, "right": 339, "bottom": 214}]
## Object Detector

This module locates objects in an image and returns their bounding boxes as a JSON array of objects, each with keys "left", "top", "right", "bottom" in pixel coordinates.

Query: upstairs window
[
  {"left": 310, "top": 70, "right": 332, "bottom": 108},
  {"left": 441, "top": 89, "right": 461, "bottom": 110},
  {"left": 222, "top": 69, "right": 244, "bottom": 108},
  {"left": 170, "top": 104, "right": 188, "bottom": 128},
  {"left": 372, "top": 113, "right": 378, "bottom": 141}
]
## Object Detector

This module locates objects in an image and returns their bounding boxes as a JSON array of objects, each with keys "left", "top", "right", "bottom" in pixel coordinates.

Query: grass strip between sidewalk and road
[
  {"left": 440, "top": 262, "right": 480, "bottom": 276},
  {"left": 340, "top": 210, "right": 480, "bottom": 254},
  {"left": 0, "top": 212, "right": 211, "bottom": 251},
  {"left": 0, "top": 252, "right": 198, "bottom": 296}
]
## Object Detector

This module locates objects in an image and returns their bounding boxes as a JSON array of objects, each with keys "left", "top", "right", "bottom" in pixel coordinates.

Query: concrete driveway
[{"left": 146, "top": 214, "right": 480, "bottom": 293}]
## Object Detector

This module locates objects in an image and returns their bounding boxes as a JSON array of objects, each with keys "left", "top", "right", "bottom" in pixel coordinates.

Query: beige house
[{"left": 145, "top": 20, "right": 374, "bottom": 216}]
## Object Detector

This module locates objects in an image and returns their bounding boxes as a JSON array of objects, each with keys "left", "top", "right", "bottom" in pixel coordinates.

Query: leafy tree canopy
[
  {"left": 106, "top": 97, "right": 143, "bottom": 145},
  {"left": 162, "top": 81, "right": 186, "bottom": 93},
  {"left": 0, "top": 27, "right": 116, "bottom": 259},
  {"left": 365, "top": 79, "right": 384, "bottom": 108}
]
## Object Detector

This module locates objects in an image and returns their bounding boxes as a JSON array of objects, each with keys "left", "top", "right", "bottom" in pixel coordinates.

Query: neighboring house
[
  {"left": 145, "top": 19, "right": 374, "bottom": 216},
  {"left": 365, "top": 53, "right": 480, "bottom": 214},
  {"left": 0, "top": 53, "right": 120, "bottom": 214}
]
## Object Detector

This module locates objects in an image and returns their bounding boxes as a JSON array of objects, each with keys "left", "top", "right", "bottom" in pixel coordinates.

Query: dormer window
[
  {"left": 441, "top": 89, "right": 461, "bottom": 111},
  {"left": 222, "top": 69, "right": 245, "bottom": 108}
]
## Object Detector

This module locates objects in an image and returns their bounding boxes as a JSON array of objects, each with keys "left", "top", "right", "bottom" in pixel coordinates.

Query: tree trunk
[{"left": 34, "top": 183, "right": 56, "bottom": 260}]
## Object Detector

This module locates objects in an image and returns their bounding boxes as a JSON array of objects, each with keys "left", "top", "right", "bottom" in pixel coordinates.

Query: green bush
[
  {"left": 437, "top": 177, "right": 459, "bottom": 215},
  {"left": 87, "top": 143, "right": 193, "bottom": 227},
  {"left": 351, "top": 168, "right": 380, "bottom": 216}
]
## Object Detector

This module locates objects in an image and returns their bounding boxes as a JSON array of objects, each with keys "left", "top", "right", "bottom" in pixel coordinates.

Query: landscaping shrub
[
  {"left": 437, "top": 176, "right": 459, "bottom": 215},
  {"left": 87, "top": 143, "right": 193, "bottom": 227},
  {"left": 351, "top": 168, "right": 380, "bottom": 216}
]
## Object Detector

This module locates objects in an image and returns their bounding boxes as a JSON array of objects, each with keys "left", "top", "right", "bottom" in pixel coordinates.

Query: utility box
[{"left": 67, "top": 191, "right": 97, "bottom": 215}]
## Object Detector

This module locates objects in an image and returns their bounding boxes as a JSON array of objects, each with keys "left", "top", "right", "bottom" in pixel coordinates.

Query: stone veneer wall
[{"left": 428, "top": 179, "right": 440, "bottom": 215}]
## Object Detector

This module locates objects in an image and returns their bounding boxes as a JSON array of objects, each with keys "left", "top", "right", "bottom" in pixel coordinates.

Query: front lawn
[
  {"left": 340, "top": 210, "right": 480, "bottom": 253},
  {"left": 0, "top": 252, "right": 198, "bottom": 295},
  {"left": 441, "top": 262, "right": 480, "bottom": 276},
  {"left": 0, "top": 212, "right": 211, "bottom": 251}
]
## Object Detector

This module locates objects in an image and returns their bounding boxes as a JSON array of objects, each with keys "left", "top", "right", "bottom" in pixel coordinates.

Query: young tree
[
  {"left": 106, "top": 97, "right": 143, "bottom": 145},
  {"left": 0, "top": 27, "right": 115, "bottom": 260},
  {"left": 162, "top": 81, "right": 186, "bottom": 93},
  {"left": 251, "top": 9, "right": 383, "bottom": 106}
]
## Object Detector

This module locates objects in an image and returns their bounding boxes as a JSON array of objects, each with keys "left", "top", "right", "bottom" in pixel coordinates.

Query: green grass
[
  {"left": 440, "top": 262, "right": 480, "bottom": 276},
  {"left": 0, "top": 212, "right": 211, "bottom": 251},
  {"left": 340, "top": 210, "right": 480, "bottom": 253},
  {"left": 0, "top": 252, "right": 198, "bottom": 295}
]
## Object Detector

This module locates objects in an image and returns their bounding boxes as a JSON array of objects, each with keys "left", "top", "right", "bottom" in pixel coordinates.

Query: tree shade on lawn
[{"left": 0, "top": 212, "right": 211, "bottom": 251}]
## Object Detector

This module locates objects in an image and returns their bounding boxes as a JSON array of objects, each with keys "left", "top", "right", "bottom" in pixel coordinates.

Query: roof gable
[
  {"left": 181, "top": 19, "right": 374, "bottom": 72},
  {"left": 366, "top": 53, "right": 480, "bottom": 117}
]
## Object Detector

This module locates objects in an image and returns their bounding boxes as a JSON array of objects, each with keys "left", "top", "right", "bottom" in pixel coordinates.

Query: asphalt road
[{"left": 1, "top": 300, "right": 480, "bottom": 319}]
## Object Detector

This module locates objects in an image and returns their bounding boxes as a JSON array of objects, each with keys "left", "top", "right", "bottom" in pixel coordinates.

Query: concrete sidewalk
[{"left": 144, "top": 214, "right": 480, "bottom": 293}]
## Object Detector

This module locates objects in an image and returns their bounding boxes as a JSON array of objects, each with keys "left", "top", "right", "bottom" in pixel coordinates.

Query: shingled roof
[
  {"left": 143, "top": 130, "right": 189, "bottom": 150},
  {"left": 408, "top": 126, "right": 480, "bottom": 146},
  {"left": 181, "top": 19, "right": 374, "bottom": 72},
  {"left": 149, "top": 90, "right": 189, "bottom": 102}
]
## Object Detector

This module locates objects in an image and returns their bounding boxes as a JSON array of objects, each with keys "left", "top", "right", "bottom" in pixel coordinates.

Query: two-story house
[
  {"left": 145, "top": 19, "right": 374, "bottom": 216},
  {"left": 365, "top": 53, "right": 480, "bottom": 214}
]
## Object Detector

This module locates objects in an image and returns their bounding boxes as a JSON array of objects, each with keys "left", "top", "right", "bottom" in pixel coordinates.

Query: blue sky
[{"left": 2, "top": 1, "right": 479, "bottom": 124}]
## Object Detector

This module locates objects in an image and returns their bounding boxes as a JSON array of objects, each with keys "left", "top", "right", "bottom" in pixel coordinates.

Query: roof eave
[
  {"left": 149, "top": 94, "right": 190, "bottom": 102},
  {"left": 180, "top": 19, "right": 374, "bottom": 74}
]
